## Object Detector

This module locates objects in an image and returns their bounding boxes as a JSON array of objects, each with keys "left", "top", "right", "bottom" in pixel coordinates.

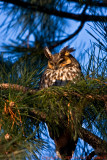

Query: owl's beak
[{"left": 54, "top": 66, "right": 58, "bottom": 70}]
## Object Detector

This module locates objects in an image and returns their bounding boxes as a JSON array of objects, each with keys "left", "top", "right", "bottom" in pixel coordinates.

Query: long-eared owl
[
  {"left": 40, "top": 46, "right": 82, "bottom": 89},
  {"left": 39, "top": 46, "right": 82, "bottom": 159}
]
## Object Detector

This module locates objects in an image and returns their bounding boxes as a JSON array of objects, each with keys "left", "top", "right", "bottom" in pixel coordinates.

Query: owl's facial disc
[
  {"left": 59, "top": 57, "right": 71, "bottom": 68},
  {"left": 48, "top": 61, "right": 55, "bottom": 69},
  {"left": 48, "top": 56, "right": 71, "bottom": 70}
]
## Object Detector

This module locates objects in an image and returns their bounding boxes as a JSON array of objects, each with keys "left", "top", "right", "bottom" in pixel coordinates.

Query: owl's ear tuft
[
  {"left": 59, "top": 46, "right": 75, "bottom": 57},
  {"left": 44, "top": 47, "right": 53, "bottom": 59}
]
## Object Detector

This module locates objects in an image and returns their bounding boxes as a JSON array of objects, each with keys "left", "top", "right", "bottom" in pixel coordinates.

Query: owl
[
  {"left": 39, "top": 46, "right": 82, "bottom": 159},
  {"left": 39, "top": 46, "right": 82, "bottom": 89}
]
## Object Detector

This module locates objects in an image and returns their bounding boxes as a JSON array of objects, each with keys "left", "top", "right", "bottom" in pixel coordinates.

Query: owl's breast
[{"left": 39, "top": 66, "right": 81, "bottom": 89}]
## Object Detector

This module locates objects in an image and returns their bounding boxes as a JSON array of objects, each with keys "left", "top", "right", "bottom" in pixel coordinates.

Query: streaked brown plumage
[
  {"left": 39, "top": 46, "right": 82, "bottom": 159},
  {"left": 40, "top": 46, "right": 81, "bottom": 89}
]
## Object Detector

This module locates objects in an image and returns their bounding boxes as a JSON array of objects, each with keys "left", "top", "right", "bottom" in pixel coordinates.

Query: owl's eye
[
  {"left": 59, "top": 59, "right": 65, "bottom": 64},
  {"left": 48, "top": 61, "right": 54, "bottom": 69},
  {"left": 49, "top": 61, "right": 54, "bottom": 66}
]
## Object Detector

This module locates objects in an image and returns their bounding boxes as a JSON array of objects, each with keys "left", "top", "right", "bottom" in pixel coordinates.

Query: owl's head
[{"left": 44, "top": 46, "right": 75, "bottom": 70}]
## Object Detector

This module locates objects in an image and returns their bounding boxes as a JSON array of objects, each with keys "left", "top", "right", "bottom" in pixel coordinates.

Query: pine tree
[{"left": 0, "top": 0, "right": 107, "bottom": 159}]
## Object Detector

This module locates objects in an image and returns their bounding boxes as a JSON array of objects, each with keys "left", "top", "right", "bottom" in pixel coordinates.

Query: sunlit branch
[
  {"left": 0, "top": 0, "right": 107, "bottom": 22},
  {"left": 0, "top": 83, "right": 106, "bottom": 106},
  {"left": 0, "top": 83, "right": 37, "bottom": 94}
]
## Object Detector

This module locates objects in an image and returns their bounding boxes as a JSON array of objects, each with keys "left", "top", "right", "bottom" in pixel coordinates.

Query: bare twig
[
  {"left": 50, "top": 4, "right": 87, "bottom": 49},
  {"left": 0, "top": 0, "right": 107, "bottom": 22},
  {"left": 49, "top": 22, "right": 85, "bottom": 49},
  {"left": 67, "top": 0, "right": 107, "bottom": 7}
]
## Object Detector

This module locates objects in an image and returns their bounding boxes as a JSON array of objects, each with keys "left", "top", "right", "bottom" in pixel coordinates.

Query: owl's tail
[{"left": 54, "top": 129, "right": 77, "bottom": 160}]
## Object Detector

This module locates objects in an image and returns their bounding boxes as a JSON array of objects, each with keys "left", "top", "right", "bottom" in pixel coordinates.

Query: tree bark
[{"left": 79, "top": 127, "right": 107, "bottom": 155}]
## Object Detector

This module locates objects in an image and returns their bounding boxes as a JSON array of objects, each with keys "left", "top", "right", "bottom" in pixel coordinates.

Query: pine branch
[
  {"left": 0, "top": 83, "right": 106, "bottom": 106},
  {"left": 79, "top": 127, "right": 107, "bottom": 155},
  {"left": 0, "top": 83, "right": 37, "bottom": 94},
  {"left": 0, "top": 83, "right": 106, "bottom": 103},
  {"left": 0, "top": 83, "right": 107, "bottom": 157},
  {"left": 0, "top": 0, "right": 107, "bottom": 22}
]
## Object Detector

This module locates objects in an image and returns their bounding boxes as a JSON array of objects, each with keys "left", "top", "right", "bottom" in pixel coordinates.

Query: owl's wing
[{"left": 39, "top": 71, "right": 46, "bottom": 89}]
